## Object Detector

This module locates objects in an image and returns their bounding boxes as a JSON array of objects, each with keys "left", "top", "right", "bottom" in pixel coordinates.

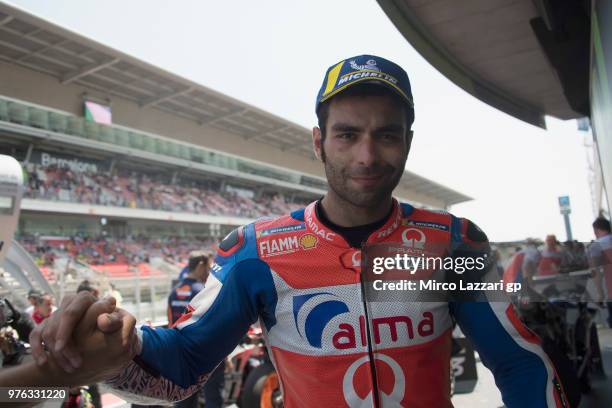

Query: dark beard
[{"left": 324, "top": 160, "right": 403, "bottom": 209}]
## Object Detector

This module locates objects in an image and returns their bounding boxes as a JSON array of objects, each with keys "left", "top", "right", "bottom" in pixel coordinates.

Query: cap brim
[{"left": 318, "top": 77, "right": 413, "bottom": 108}]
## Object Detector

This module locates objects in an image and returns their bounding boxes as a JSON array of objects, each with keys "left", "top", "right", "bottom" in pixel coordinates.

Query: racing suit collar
[
  {"left": 303, "top": 199, "right": 402, "bottom": 248},
  {"left": 365, "top": 198, "right": 403, "bottom": 244}
]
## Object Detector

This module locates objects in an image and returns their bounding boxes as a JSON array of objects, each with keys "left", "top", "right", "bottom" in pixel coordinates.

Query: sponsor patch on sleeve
[
  {"left": 256, "top": 223, "right": 306, "bottom": 238},
  {"left": 401, "top": 219, "right": 449, "bottom": 231}
]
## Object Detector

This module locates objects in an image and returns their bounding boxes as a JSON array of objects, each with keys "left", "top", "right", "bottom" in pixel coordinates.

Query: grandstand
[{"left": 0, "top": 2, "right": 470, "bottom": 323}]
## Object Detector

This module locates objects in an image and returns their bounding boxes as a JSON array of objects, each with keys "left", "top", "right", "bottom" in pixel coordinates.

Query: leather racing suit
[{"left": 107, "top": 199, "right": 569, "bottom": 407}]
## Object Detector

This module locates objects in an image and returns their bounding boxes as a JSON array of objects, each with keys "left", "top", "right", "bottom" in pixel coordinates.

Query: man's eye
[
  {"left": 337, "top": 133, "right": 355, "bottom": 140},
  {"left": 380, "top": 133, "right": 401, "bottom": 142}
]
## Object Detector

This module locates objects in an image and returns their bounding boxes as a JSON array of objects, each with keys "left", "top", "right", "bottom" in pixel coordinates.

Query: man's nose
[{"left": 354, "top": 136, "right": 378, "bottom": 166}]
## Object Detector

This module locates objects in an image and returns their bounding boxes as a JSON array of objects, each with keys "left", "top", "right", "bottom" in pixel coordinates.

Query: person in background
[
  {"left": 503, "top": 238, "right": 541, "bottom": 286},
  {"left": 31, "top": 294, "right": 56, "bottom": 326},
  {"left": 588, "top": 217, "right": 612, "bottom": 327},
  {"left": 167, "top": 251, "right": 223, "bottom": 408},
  {"left": 168, "top": 251, "right": 209, "bottom": 326},
  {"left": 106, "top": 283, "right": 123, "bottom": 308},
  {"left": 24, "top": 289, "right": 42, "bottom": 320},
  {"left": 77, "top": 280, "right": 99, "bottom": 298},
  {"left": 0, "top": 298, "right": 34, "bottom": 367},
  {"left": 537, "top": 234, "right": 568, "bottom": 276},
  {"left": 67, "top": 281, "right": 102, "bottom": 408}
]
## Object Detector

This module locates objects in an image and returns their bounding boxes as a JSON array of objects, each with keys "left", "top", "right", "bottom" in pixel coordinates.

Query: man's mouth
[{"left": 350, "top": 174, "right": 384, "bottom": 186}]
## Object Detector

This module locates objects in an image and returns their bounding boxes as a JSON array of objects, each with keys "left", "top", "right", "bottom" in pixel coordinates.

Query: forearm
[{"left": 105, "top": 359, "right": 207, "bottom": 404}]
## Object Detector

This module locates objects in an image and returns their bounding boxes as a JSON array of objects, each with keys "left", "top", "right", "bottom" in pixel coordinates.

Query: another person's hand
[
  {"left": 29, "top": 292, "right": 120, "bottom": 372},
  {"left": 68, "top": 303, "right": 139, "bottom": 382},
  {"left": 2, "top": 299, "right": 138, "bottom": 388}
]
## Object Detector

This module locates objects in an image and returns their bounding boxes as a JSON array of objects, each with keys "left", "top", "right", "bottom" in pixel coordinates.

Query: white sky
[{"left": 8, "top": 0, "right": 598, "bottom": 242}]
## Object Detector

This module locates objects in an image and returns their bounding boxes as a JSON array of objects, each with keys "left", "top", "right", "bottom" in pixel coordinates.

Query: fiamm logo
[{"left": 259, "top": 236, "right": 300, "bottom": 257}]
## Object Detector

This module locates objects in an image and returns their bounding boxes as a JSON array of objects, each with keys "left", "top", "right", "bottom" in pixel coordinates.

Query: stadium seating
[
  {"left": 17, "top": 233, "right": 216, "bottom": 280},
  {"left": 0, "top": 95, "right": 317, "bottom": 194},
  {"left": 23, "top": 163, "right": 309, "bottom": 219}
]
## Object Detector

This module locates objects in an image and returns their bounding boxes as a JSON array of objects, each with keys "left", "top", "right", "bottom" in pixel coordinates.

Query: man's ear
[{"left": 312, "top": 126, "right": 323, "bottom": 161}]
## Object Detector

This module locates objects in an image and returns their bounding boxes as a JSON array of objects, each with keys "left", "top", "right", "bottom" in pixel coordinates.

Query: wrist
[{"left": 135, "top": 326, "right": 143, "bottom": 355}]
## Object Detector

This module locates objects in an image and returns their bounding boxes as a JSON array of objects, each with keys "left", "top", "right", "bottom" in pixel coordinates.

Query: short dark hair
[
  {"left": 77, "top": 280, "right": 95, "bottom": 294},
  {"left": 188, "top": 254, "right": 209, "bottom": 273},
  {"left": 593, "top": 217, "right": 611, "bottom": 233},
  {"left": 316, "top": 83, "right": 415, "bottom": 141}
]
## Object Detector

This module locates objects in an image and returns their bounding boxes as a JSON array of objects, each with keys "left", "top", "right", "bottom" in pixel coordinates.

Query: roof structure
[
  {"left": 0, "top": 2, "right": 314, "bottom": 155},
  {"left": 0, "top": 1, "right": 471, "bottom": 207},
  {"left": 377, "top": 0, "right": 583, "bottom": 129}
]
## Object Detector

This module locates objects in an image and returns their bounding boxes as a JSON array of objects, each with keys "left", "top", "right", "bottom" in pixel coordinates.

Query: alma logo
[
  {"left": 293, "top": 292, "right": 434, "bottom": 350},
  {"left": 333, "top": 313, "right": 434, "bottom": 350}
]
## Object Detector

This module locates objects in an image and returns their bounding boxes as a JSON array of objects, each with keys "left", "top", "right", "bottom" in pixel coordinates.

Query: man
[
  {"left": 0, "top": 298, "right": 34, "bottom": 366},
  {"left": 106, "top": 283, "right": 123, "bottom": 308},
  {"left": 503, "top": 238, "right": 541, "bottom": 286},
  {"left": 31, "top": 293, "right": 56, "bottom": 325},
  {"left": 537, "top": 235, "right": 567, "bottom": 277},
  {"left": 168, "top": 251, "right": 208, "bottom": 328},
  {"left": 19, "top": 55, "right": 572, "bottom": 407},
  {"left": 77, "top": 280, "right": 100, "bottom": 299},
  {"left": 66, "top": 280, "right": 102, "bottom": 408},
  {"left": 25, "top": 289, "right": 42, "bottom": 319},
  {"left": 167, "top": 251, "right": 223, "bottom": 408},
  {"left": 588, "top": 217, "right": 612, "bottom": 327}
]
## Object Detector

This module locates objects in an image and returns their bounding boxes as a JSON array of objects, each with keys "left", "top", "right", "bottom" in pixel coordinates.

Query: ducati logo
[
  {"left": 401, "top": 228, "right": 426, "bottom": 249},
  {"left": 343, "top": 353, "right": 405, "bottom": 407}
]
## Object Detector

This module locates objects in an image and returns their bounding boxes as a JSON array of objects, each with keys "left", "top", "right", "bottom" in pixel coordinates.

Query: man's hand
[
  {"left": 68, "top": 303, "right": 139, "bottom": 382},
  {"left": 1, "top": 299, "right": 138, "bottom": 388},
  {"left": 29, "top": 292, "right": 123, "bottom": 372}
]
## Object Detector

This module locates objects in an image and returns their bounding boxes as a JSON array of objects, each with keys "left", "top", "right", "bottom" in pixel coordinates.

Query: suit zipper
[{"left": 360, "top": 268, "right": 381, "bottom": 408}]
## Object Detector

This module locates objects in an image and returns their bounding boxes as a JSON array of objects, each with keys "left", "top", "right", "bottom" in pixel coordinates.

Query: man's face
[
  {"left": 195, "top": 260, "right": 210, "bottom": 282},
  {"left": 594, "top": 228, "right": 606, "bottom": 239},
  {"left": 313, "top": 93, "right": 411, "bottom": 209}
]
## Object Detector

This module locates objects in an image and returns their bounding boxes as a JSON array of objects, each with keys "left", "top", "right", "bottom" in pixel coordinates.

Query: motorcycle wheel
[{"left": 239, "top": 362, "right": 282, "bottom": 408}]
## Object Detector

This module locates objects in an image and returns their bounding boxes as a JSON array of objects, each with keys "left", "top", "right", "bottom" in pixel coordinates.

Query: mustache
[{"left": 346, "top": 165, "right": 395, "bottom": 177}]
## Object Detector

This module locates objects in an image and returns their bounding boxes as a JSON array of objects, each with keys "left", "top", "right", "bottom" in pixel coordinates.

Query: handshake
[{"left": 0, "top": 292, "right": 139, "bottom": 387}]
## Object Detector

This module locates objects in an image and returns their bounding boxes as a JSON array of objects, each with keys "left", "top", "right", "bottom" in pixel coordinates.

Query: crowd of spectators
[
  {"left": 18, "top": 233, "right": 215, "bottom": 268},
  {"left": 23, "top": 163, "right": 310, "bottom": 218}
]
